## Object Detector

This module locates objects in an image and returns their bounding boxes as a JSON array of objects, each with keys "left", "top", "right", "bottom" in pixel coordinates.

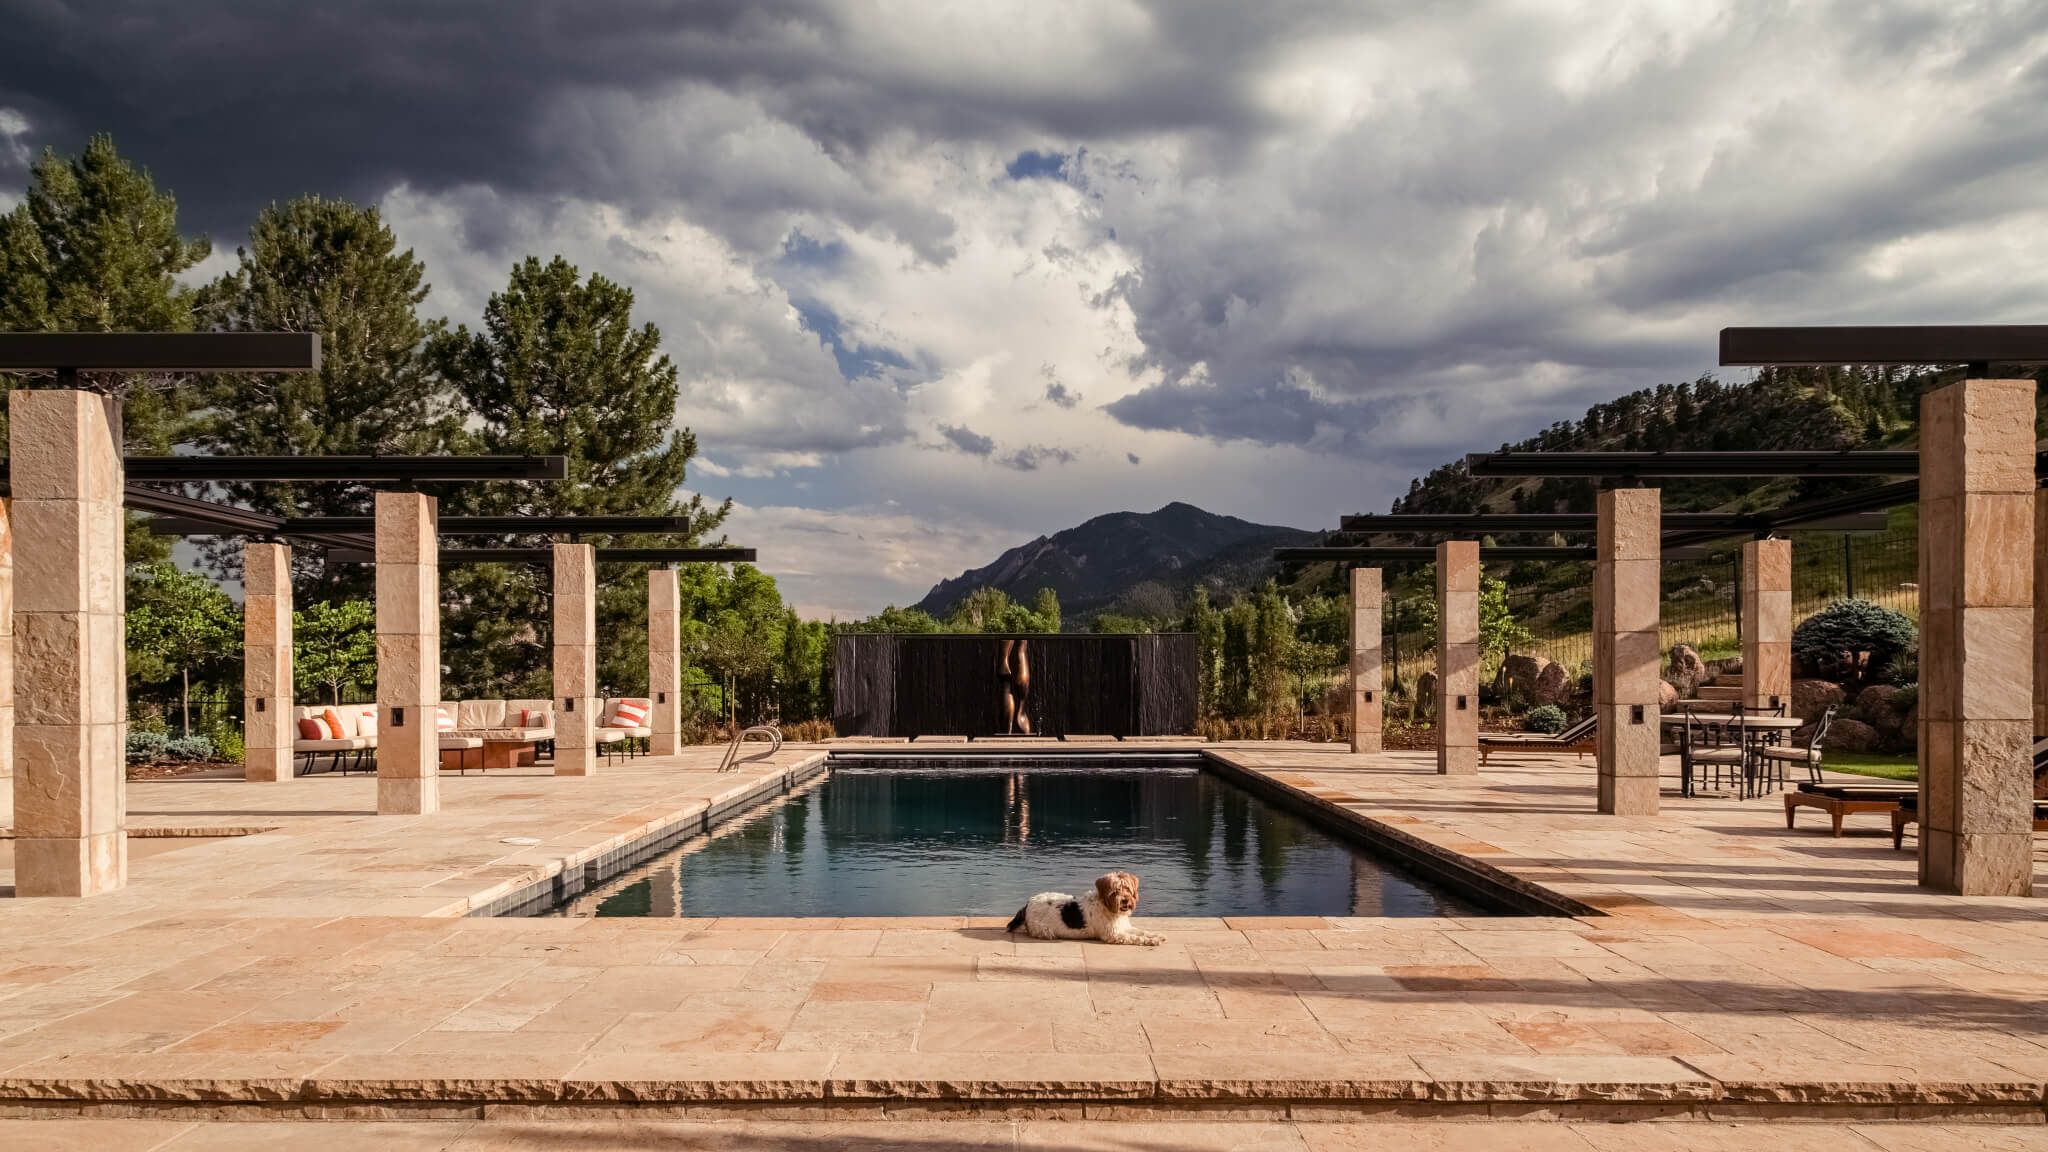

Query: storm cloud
[{"left": 5, "top": 0, "right": 2047, "bottom": 615}]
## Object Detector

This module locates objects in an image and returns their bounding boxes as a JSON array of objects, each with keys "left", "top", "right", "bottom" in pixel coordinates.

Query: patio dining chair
[
  {"left": 1680, "top": 709, "right": 1745, "bottom": 796},
  {"left": 1756, "top": 706, "right": 1835, "bottom": 788}
]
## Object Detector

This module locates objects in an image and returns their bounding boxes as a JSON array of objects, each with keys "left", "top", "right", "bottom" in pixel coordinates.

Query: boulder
[
  {"left": 1532, "top": 661, "right": 1572, "bottom": 707},
  {"left": 1819, "top": 717, "right": 1881, "bottom": 753},
  {"left": 1718, "top": 655, "right": 1745, "bottom": 677},
  {"left": 1667, "top": 644, "right": 1707, "bottom": 685},
  {"left": 1854, "top": 684, "right": 1902, "bottom": 719},
  {"left": 1499, "top": 654, "right": 1552, "bottom": 704},
  {"left": 1658, "top": 680, "right": 1680, "bottom": 709},
  {"left": 1791, "top": 679, "right": 1846, "bottom": 722},
  {"left": 1414, "top": 671, "right": 1439, "bottom": 717}
]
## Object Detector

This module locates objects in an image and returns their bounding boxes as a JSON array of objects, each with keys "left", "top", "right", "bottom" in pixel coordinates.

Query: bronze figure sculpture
[{"left": 999, "top": 638, "right": 1032, "bottom": 735}]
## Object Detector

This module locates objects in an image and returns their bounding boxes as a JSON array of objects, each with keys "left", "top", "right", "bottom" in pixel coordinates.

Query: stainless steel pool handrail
[{"left": 719, "top": 724, "right": 782, "bottom": 772}]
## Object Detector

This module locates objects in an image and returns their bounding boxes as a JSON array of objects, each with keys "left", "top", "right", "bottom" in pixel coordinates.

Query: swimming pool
[{"left": 544, "top": 754, "right": 1494, "bottom": 919}]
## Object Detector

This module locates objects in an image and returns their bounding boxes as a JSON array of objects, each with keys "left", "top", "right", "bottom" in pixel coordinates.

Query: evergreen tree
[
  {"left": 431, "top": 256, "right": 730, "bottom": 697},
  {"left": 0, "top": 134, "right": 211, "bottom": 565},
  {"left": 195, "top": 196, "right": 459, "bottom": 601}
]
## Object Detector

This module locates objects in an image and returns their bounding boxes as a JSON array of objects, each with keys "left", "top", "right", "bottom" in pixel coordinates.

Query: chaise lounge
[
  {"left": 1891, "top": 739, "right": 2048, "bottom": 849},
  {"left": 1478, "top": 714, "right": 1597, "bottom": 764}
]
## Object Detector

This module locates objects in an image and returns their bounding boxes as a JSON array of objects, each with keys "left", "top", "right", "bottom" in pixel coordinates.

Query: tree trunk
[{"left": 181, "top": 667, "right": 191, "bottom": 739}]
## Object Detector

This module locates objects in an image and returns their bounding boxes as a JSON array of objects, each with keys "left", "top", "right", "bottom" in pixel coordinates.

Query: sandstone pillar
[
  {"left": 0, "top": 498, "right": 13, "bottom": 829},
  {"left": 11, "top": 390, "right": 125, "bottom": 894},
  {"left": 1349, "top": 567, "right": 1383, "bottom": 754},
  {"left": 553, "top": 543, "right": 598, "bottom": 776},
  {"left": 1741, "top": 538, "right": 1792, "bottom": 715},
  {"left": 1919, "top": 377, "right": 2034, "bottom": 895},
  {"left": 1436, "top": 541, "right": 1478, "bottom": 775},
  {"left": 243, "top": 543, "right": 294, "bottom": 782},
  {"left": 649, "top": 567, "right": 682, "bottom": 757},
  {"left": 1595, "top": 486, "right": 1661, "bottom": 815},
  {"left": 2035, "top": 489, "right": 2048, "bottom": 740},
  {"left": 375, "top": 492, "right": 439, "bottom": 815}
]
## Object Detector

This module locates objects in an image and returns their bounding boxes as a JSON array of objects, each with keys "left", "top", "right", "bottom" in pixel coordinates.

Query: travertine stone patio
[
  {"left": 6, "top": 1117, "right": 2046, "bottom": 1149},
  {"left": 0, "top": 743, "right": 2044, "bottom": 1122}
]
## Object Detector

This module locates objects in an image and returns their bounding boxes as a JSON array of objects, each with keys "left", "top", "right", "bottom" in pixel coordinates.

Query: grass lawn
[{"left": 1824, "top": 751, "right": 1917, "bottom": 781}]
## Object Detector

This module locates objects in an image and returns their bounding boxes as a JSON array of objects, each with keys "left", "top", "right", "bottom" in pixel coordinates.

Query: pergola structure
[
  {"left": 1300, "top": 324, "right": 2048, "bottom": 897},
  {"left": 0, "top": 333, "right": 756, "bottom": 896}
]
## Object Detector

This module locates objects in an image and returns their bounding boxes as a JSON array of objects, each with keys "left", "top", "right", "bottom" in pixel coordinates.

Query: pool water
[{"left": 550, "top": 757, "right": 1491, "bottom": 919}]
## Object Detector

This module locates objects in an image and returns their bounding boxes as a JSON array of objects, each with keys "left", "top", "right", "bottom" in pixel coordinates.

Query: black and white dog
[{"left": 1005, "top": 871, "right": 1164, "bottom": 946}]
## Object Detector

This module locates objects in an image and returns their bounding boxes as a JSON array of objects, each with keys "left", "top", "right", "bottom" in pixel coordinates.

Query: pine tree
[
  {"left": 431, "top": 256, "right": 729, "bottom": 697},
  {"left": 0, "top": 134, "right": 212, "bottom": 566},
  {"left": 195, "top": 196, "right": 460, "bottom": 601}
]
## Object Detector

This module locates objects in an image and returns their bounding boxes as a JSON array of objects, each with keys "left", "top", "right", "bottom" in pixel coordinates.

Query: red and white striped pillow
[
  {"left": 521, "top": 709, "right": 550, "bottom": 728},
  {"left": 608, "top": 700, "right": 650, "bottom": 728},
  {"left": 436, "top": 708, "right": 457, "bottom": 732}
]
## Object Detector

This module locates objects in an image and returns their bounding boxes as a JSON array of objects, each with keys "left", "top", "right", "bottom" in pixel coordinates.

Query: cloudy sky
[{"left": 4, "top": 1, "right": 2047, "bottom": 617}]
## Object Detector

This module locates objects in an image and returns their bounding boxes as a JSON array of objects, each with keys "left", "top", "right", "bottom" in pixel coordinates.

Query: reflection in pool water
[{"left": 553, "top": 762, "right": 1490, "bottom": 919}]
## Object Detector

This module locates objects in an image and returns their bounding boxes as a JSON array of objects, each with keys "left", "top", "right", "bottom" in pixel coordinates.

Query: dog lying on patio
[{"left": 1005, "top": 871, "right": 1164, "bottom": 946}]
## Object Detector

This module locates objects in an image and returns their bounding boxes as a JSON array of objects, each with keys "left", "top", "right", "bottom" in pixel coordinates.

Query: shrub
[
  {"left": 126, "top": 730, "right": 170, "bottom": 762},
  {"left": 164, "top": 735, "right": 215, "bottom": 762},
  {"left": 207, "top": 725, "right": 245, "bottom": 765},
  {"left": 1792, "top": 598, "right": 1916, "bottom": 683},
  {"left": 1523, "top": 704, "right": 1568, "bottom": 735}
]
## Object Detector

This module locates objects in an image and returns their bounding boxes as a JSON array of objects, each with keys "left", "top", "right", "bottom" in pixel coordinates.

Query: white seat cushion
[
  {"left": 294, "top": 737, "right": 369, "bottom": 752},
  {"left": 438, "top": 735, "right": 484, "bottom": 750},
  {"left": 595, "top": 729, "right": 627, "bottom": 744}
]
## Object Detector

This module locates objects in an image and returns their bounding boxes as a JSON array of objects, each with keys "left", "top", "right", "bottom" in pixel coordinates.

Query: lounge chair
[
  {"left": 1891, "top": 739, "right": 2048, "bottom": 849},
  {"left": 1478, "top": 714, "right": 1596, "bottom": 764}
]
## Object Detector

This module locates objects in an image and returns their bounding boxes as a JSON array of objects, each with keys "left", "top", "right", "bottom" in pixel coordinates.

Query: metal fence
[{"left": 1369, "top": 525, "right": 1918, "bottom": 702}]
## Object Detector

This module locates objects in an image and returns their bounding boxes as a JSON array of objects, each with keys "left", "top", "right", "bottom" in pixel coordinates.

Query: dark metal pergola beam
[
  {"left": 0, "top": 332, "right": 321, "bottom": 373},
  {"left": 1463, "top": 450, "right": 1922, "bottom": 478},
  {"left": 1336, "top": 511, "right": 1889, "bottom": 534},
  {"left": 324, "top": 548, "right": 756, "bottom": 565},
  {"left": 1719, "top": 325, "right": 2048, "bottom": 368},
  {"left": 1274, "top": 545, "right": 1710, "bottom": 564},
  {"left": 275, "top": 515, "right": 699, "bottom": 535},
  {"left": 0, "top": 456, "right": 569, "bottom": 482}
]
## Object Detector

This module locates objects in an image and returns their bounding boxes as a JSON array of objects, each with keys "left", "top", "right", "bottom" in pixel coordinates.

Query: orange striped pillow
[{"left": 609, "top": 700, "right": 650, "bottom": 728}]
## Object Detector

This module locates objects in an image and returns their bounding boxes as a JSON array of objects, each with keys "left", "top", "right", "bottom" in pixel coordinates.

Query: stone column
[
  {"left": 2035, "top": 489, "right": 2048, "bottom": 740},
  {"left": 553, "top": 542, "right": 598, "bottom": 776},
  {"left": 1436, "top": 541, "right": 1478, "bottom": 775},
  {"left": 1919, "top": 377, "right": 2034, "bottom": 896},
  {"left": 1595, "top": 486, "right": 1661, "bottom": 815},
  {"left": 1349, "top": 567, "right": 1382, "bottom": 754},
  {"left": 0, "top": 498, "right": 13, "bottom": 830},
  {"left": 649, "top": 567, "right": 682, "bottom": 756},
  {"left": 375, "top": 492, "right": 439, "bottom": 816},
  {"left": 243, "top": 543, "right": 294, "bottom": 782},
  {"left": 11, "top": 390, "right": 125, "bottom": 895},
  {"left": 1741, "top": 538, "right": 1792, "bottom": 715}
]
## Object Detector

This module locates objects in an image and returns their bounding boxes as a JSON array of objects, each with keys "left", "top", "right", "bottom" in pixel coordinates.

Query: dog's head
[{"left": 1095, "top": 871, "right": 1140, "bottom": 915}]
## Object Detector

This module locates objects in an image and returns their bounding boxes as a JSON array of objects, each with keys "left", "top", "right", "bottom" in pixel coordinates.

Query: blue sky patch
[{"left": 1005, "top": 150, "right": 1067, "bottom": 181}]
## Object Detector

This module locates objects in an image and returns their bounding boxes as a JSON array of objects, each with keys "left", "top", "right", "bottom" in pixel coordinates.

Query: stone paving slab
[
  {"left": 0, "top": 1118, "right": 2045, "bottom": 1150},
  {"left": 0, "top": 743, "right": 2045, "bottom": 1120}
]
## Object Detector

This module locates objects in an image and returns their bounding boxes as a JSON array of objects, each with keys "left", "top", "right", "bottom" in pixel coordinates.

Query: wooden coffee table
[{"left": 472, "top": 728, "right": 541, "bottom": 772}]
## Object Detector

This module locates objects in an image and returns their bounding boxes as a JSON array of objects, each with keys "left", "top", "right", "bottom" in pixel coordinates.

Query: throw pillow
[
  {"left": 436, "top": 708, "right": 457, "bottom": 732},
  {"left": 610, "top": 699, "right": 650, "bottom": 728},
  {"left": 321, "top": 709, "right": 347, "bottom": 740},
  {"left": 297, "top": 718, "right": 326, "bottom": 741},
  {"left": 521, "top": 709, "right": 550, "bottom": 728},
  {"left": 357, "top": 710, "right": 378, "bottom": 738}
]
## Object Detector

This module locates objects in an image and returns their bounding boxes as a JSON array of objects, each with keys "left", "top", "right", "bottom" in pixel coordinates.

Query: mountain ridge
[{"left": 915, "top": 501, "right": 1314, "bottom": 623}]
